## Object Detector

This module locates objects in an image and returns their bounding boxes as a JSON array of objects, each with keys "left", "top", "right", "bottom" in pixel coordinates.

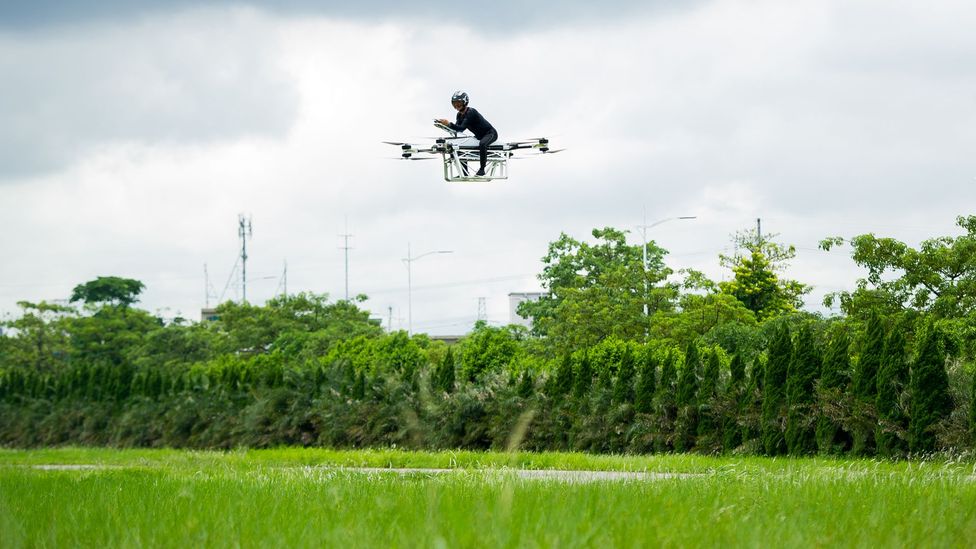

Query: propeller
[
  {"left": 384, "top": 141, "right": 441, "bottom": 154},
  {"left": 510, "top": 148, "right": 565, "bottom": 159}
]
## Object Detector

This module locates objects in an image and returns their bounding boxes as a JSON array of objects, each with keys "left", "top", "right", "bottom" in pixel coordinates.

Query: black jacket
[{"left": 449, "top": 107, "right": 496, "bottom": 140}]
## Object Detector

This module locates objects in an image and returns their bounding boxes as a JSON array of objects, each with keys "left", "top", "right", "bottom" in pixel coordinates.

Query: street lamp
[
  {"left": 403, "top": 242, "right": 453, "bottom": 335},
  {"left": 636, "top": 212, "right": 697, "bottom": 319}
]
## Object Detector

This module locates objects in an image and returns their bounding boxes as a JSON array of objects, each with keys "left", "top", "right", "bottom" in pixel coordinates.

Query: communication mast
[
  {"left": 477, "top": 297, "right": 487, "bottom": 323},
  {"left": 239, "top": 214, "right": 253, "bottom": 302}
]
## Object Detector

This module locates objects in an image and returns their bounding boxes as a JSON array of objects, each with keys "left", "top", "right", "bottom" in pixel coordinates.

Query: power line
[
  {"left": 360, "top": 273, "right": 535, "bottom": 296},
  {"left": 274, "top": 260, "right": 288, "bottom": 298},
  {"left": 219, "top": 254, "right": 240, "bottom": 303},
  {"left": 203, "top": 263, "right": 218, "bottom": 307}
]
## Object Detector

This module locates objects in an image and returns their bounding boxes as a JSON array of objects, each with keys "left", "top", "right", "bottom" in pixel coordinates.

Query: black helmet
[{"left": 451, "top": 90, "right": 469, "bottom": 106}]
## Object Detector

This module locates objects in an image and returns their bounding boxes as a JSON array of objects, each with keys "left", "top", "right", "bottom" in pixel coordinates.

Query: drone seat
[{"left": 457, "top": 144, "right": 507, "bottom": 151}]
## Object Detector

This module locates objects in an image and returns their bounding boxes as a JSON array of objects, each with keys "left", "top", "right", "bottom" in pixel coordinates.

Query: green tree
[
  {"left": 909, "top": 322, "right": 952, "bottom": 454},
  {"left": 550, "top": 354, "right": 575, "bottom": 400},
  {"left": 853, "top": 313, "right": 885, "bottom": 399},
  {"left": 634, "top": 349, "right": 657, "bottom": 414},
  {"left": 214, "top": 292, "right": 382, "bottom": 356},
  {"left": 820, "top": 215, "right": 976, "bottom": 319},
  {"left": 2, "top": 301, "right": 73, "bottom": 372},
  {"left": 677, "top": 342, "right": 700, "bottom": 409},
  {"left": 66, "top": 305, "right": 159, "bottom": 367},
  {"left": 572, "top": 352, "right": 594, "bottom": 399},
  {"left": 876, "top": 324, "right": 909, "bottom": 457},
  {"left": 785, "top": 323, "right": 819, "bottom": 455},
  {"left": 517, "top": 370, "right": 535, "bottom": 399},
  {"left": 655, "top": 349, "right": 678, "bottom": 452},
  {"left": 816, "top": 324, "right": 852, "bottom": 454},
  {"left": 657, "top": 349, "right": 677, "bottom": 403},
  {"left": 612, "top": 346, "right": 635, "bottom": 404},
  {"left": 351, "top": 369, "right": 366, "bottom": 400},
  {"left": 969, "top": 366, "right": 976, "bottom": 440},
  {"left": 674, "top": 341, "right": 700, "bottom": 452},
  {"left": 851, "top": 313, "right": 884, "bottom": 455},
  {"left": 696, "top": 347, "right": 722, "bottom": 448},
  {"left": 596, "top": 354, "right": 613, "bottom": 392},
  {"left": 970, "top": 368, "right": 976, "bottom": 443},
  {"left": 700, "top": 347, "right": 720, "bottom": 401},
  {"left": 433, "top": 347, "right": 456, "bottom": 394},
  {"left": 517, "top": 227, "right": 677, "bottom": 350},
  {"left": 762, "top": 324, "right": 791, "bottom": 455},
  {"left": 649, "top": 270, "right": 758, "bottom": 348},
  {"left": 373, "top": 331, "right": 427, "bottom": 379},
  {"left": 722, "top": 352, "right": 746, "bottom": 451},
  {"left": 458, "top": 322, "right": 521, "bottom": 382},
  {"left": 129, "top": 323, "right": 220, "bottom": 370},
  {"left": 729, "top": 352, "right": 745, "bottom": 388},
  {"left": 69, "top": 276, "right": 145, "bottom": 309},
  {"left": 718, "top": 229, "right": 811, "bottom": 321}
]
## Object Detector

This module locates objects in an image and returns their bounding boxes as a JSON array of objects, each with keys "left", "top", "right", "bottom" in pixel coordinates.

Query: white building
[
  {"left": 200, "top": 307, "right": 219, "bottom": 322},
  {"left": 508, "top": 292, "right": 546, "bottom": 328}
]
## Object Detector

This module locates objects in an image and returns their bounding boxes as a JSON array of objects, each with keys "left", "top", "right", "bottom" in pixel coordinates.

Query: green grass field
[{"left": 2, "top": 448, "right": 976, "bottom": 548}]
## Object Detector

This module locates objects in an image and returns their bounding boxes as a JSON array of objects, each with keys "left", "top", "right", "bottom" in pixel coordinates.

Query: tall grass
[{"left": 1, "top": 449, "right": 975, "bottom": 547}]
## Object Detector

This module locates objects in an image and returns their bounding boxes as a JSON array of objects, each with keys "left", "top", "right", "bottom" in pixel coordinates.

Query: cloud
[
  {"left": 1, "top": 0, "right": 974, "bottom": 333},
  {"left": 0, "top": 0, "right": 704, "bottom": 32},
  {"left": 0, "top": 8, "right": 297, "bottom": 179}
]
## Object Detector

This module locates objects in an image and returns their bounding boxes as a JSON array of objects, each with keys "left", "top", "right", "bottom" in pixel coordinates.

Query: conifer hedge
[{"left": 1, "top": 305, "right": 973, "bottom": 458}]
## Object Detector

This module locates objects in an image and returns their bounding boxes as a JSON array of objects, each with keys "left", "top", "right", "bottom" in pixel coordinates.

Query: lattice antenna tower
[
  {"left": 204, "top": 264, "right": 219, "bottom": 307},
  {"left": 239, "top": 214, "right": 253, "bottom": 303},
  {"left": 219, "top": 255, "right": 240, "bottom": 303},
  {"left": 274, "top": 260, "right": 288, "bottom": 298},
  {"left": 477, "top": 297, "right": 487, "bottom": 323}
]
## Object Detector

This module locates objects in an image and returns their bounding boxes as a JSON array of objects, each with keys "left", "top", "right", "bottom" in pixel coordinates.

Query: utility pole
[
  {"left": 238, "top": 214, "right": 253, "bottom": 303},
  {"left": 635, "top": 210, "right": 696, "bottom": 327},
  {"left": 636, "top": 212, "right": 697, "bottom": 285},
  {"left": 756, "top": 217, "right": 762, "bottom": 246},
  {"left": 339, "top": 218, "right": 353, "bottom": 301},
  {"left": 282, "top": 260, "right": 288, "bottom": 298},
  {"left": 403, "top": 242, "right": 453, "bottom": 336}
]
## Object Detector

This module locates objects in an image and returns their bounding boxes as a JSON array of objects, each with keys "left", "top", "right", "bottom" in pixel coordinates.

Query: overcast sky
[{"left": 1, "top": 0, "right": 974, "bottom": 334}]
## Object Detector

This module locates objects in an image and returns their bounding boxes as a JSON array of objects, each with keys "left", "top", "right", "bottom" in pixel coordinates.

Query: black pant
[{"left": 478, "top": 130, "right": 498, "bottom": 169}]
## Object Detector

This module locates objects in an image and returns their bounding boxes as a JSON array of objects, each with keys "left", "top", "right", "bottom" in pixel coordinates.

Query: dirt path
[
  {"left": 333, "top": 467, "right": 700, "bottom": 482},
  {"left": 24, "top": 463, "right": 701, "bottom": 482}
]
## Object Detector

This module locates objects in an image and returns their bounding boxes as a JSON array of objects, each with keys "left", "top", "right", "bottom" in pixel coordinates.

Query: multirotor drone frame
[
  {"left": 386, "top": 123, "right": 558, "bottom": 183},
  {"left": 437, "top": 139, "right": 510, "bottom": 182}
]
